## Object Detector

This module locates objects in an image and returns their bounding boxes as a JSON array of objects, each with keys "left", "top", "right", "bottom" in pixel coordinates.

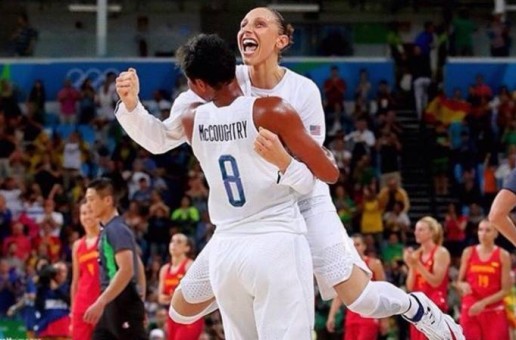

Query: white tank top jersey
[{"left": 191, "top": 96, "right": 306, "bottom": 235}]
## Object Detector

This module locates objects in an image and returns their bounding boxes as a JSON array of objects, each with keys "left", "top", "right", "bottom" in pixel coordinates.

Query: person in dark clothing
[{"left": 84, "top": 178, "right": 148, "bottom": 340}]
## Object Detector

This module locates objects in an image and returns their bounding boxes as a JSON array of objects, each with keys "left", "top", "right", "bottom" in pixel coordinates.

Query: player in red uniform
[
  {"left": 326, "top": 234, "right": 386, "bottom": 340},
  {"left": 404, "top": 216, "right": 451, "bottom": 340},
  {"left": 158, "top": 233, "right": 204, "bottom": 340},
  {"left": 70, "top": 201, "right": 101, "bottom": 340},
  {"left": 456, "top": 219, "right": 511, "bottom": 340}
]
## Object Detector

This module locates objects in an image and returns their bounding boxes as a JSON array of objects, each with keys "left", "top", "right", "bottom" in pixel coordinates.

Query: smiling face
[{"left": 237, "top": 7, "right": 289, "bottom": 66}]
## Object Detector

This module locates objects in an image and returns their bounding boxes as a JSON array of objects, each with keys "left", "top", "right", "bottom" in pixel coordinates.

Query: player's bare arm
[
  {"left": 489, "top": 189, "right": 516, "bottom": 245},
  {"left": 253, "top": 96, "right": 340, "bottom": 184}
]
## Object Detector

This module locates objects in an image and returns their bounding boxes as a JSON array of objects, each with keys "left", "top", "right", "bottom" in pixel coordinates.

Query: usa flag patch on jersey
[{"left": 310, "top": 125, "right": 321, "bottom": 136}]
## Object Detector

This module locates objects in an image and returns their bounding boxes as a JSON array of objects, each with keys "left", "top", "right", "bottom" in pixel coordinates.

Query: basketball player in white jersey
[
  {"left": 115, "top": 8, "right": 463, "bottom": 340},
  {"left": 176, "top": 33, "right": 339, "bottom": 339}
]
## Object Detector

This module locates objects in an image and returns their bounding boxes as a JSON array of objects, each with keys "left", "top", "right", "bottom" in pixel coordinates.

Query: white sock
[{"left": 347, "top": 281, "right": 411, "bottom": 318}]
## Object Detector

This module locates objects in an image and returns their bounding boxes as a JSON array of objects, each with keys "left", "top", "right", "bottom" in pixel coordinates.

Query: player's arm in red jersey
[
  {"left": 470, "top": 248, "right": 511, "bottom": 316},
  {"left": 414, "top": 247, "right": 451, "bottom": 288},
  {"left": 404, "top": 248, "right": 419, "bottom": 291},
  {"left": 70, "top": 240, "right": 80, "bottom": 313},
  {"left": 158, "top": 265, "right": 171, "bottom": 306},
  {"left": 370, "top": 258, "right": 386, "bottom": 281},
  {"left": 455, "top": 246, "right": 473, "bottom": 296}
]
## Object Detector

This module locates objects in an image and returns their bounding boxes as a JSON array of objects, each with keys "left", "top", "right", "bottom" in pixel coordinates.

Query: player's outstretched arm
[
  {"left": 115, "top": 68, "right": 198, "bottom": 154},
  {"left": 254, "top": 97, "right": 340, "bottom": 184},
  {"left": 489, "top": 170, "right": 516, "bottom": 246}
]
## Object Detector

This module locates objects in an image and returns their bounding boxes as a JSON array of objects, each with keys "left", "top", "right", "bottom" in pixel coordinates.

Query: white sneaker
[{"left": 403, "top": 292, "right": 465, "bottom": 340}]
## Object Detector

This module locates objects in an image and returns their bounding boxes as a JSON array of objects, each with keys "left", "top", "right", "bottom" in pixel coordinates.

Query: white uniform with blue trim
[{"left": 190, "top": 96, "right": 313, "bottom": 340}]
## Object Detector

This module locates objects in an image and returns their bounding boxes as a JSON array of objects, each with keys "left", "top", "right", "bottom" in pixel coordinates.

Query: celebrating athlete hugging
[{"left": 175, "top": 33, "right": 338, "bottom": 339}]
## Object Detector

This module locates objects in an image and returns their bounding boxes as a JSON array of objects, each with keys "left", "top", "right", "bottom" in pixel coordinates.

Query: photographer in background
[{"left": 34, "top": 262, "right": 70, "bottom": 339}]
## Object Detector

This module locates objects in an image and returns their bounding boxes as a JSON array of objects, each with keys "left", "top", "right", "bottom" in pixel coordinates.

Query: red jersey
[
  {"left": 162, "top": 259, "right": 189, "bottom": 297},
  {"left": 72, "top": 237, "right": 100, "bottom": 315},
  {"left": 463, "top": 246, "right": 504, "bottom": 311},
  {"left": 413, "top": 246, "right": 448, "bottom": 311}
]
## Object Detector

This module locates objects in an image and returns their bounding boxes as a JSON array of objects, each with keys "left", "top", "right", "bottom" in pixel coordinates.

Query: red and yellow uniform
[
  {"left": 460, "top": 246, "right": 510, "bottom": 340},
  {"left": 71, "top": 237, "right": 100, "bottom": 340},
  {"left": 162, "top": 259, "right": 204, "bottom": 340},
  {"left": 343, "top": 256, "right": 380, "bottom": 340},
  {"left": 410, "top": 246, "right": 448, "bottom": 340}
]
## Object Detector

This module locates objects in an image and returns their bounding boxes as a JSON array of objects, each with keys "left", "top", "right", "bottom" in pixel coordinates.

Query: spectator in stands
[
  {"left": 0, "top": 177, "right": 23, "bottom": 218},
  {"left": 57, "top": 80, "right": 80, "bottom": 125},
  {"left": 488, "top": 11, "right": 511, "bottom": 57},
  {"left": 345, "top": 117, "right": 376, "bottom": 168},
  {"left": 355, "top": 68, "right": 372, "bottom": 110},
  {"left": 495, "top": 152, "right": 516, "bottom": 187},
  {"left": 387, "top": 21, "right": 405, "bottom": 80},
  {"left": 377, "top": 128, "right": 402, "bottom": 188},
  {"left": 170, "top": 196, "right": 199, "bottom": 237},
  {"left": 410, "top": 45, "right": 433, "bottom": 119},
  {"left": 0, "top": 258, "right": 20, "bottom": 318},
  {"left": 443, "top": 203, "right": 468, "bottom": 261},
  {"left": 26, "top": 80, "right": 46, "bottom": 125},
  {"left": 35, "top": 199, "right": 64, "bottom": 238},
  {"left": 0, "top": 194, "right": 12, "bottom": 243},
  {"left": 147, "top": 90, "right": 172, "bottom": 118},
  {"left": 431, "top": 121, "right": 451, "bottom": 195},
  {"left": 10, "top": 13, "right": 38, "bottom": 57},
  {"left": 34, "top": 262, "right": 70, "bottom": 338},
  {"left": 378, "top": 177, "right": 410, "bottom": 214},
  {"left": 0, "top": 128, "right": 16, "bottom": 179},
  {"left": 415, "top": 21, "right": 435, "bottom": 58},
  {"left": 333, "top": 184, "right": 356, "bottom": 227},
  {"left": 360, "top": 185, "right": 384, "bottom": 249},
  {"left": 324, "top": 66, "right": 347, "bottom": 135},
  {"left": 132, "top": 177, "right": 153, "bottom": 206},
  {"left": 457, "top": 169, "right": 483, "bottom": 211},
  {"left": 383, "top": 201, "right": 410, "bottom": 242},
  {"left": 2, "top": 221, "right": 31, "bottom": 261},
  {"left": 452, "top": 9, "right": 476, "bottom": 56},
  {"left": 78, "top": 78, "right": 96, "bottom": 125},
  {"left": 185, "top": 172, "right": 208, "bottom": 213},
  {"left": 376, "top": 80, "right": 396, "bottom": 116},
  {"left": 95, "top": 72, "right": 117, "bottom": 127}
]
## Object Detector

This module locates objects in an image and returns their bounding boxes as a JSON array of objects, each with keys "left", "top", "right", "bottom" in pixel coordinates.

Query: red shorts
[
  {"left": 71, "top": 313, "right": 95, "bottom": 340},
  {"left": 344, "top": 320, "right": 379, "bottom": 340},
  {"left": 166, "top": 317, "right": 204, "bottom": 340},
  {"left": 460, "top": 307, "right": 510, "bottom": 340},
  {"left": 38, "top": 315, "right": 71, "bottom": 337}
]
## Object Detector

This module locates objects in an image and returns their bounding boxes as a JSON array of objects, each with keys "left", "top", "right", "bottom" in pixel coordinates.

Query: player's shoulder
[{"left": 283, "top": 68, "right": 320, "bottom": 93}]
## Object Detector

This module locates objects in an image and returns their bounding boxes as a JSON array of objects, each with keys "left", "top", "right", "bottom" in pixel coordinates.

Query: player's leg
[
  {"left": 356, "top": 320, "right": 380, "bottom": 340},
  {"left": 305, "top": 212, "right": 464, "bottom": 339},
  {"left": 459, "top": 308, "right": 481, "bottom": 340},
  {"left": 480, "top": 310, "right": 510, "bottom": 340},
  {"left": 344, "top": 323, "right": 359, "bottom": 340},
  {"left": 208, "top": 235, "right": 259, "bottom": 340},
  {"left": 169, "top": 241, "right": 218, "bottom": 323},
  {"left": 251, "top": 233, "right": 314, "bottom": 340},
  {"left": 71, "top": 313, "right": 95, "bottom": 340}
]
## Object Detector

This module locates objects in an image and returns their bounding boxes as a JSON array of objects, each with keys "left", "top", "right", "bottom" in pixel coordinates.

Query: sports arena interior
[{"left": 1, "top": 0, "right": 516, "bottom": 339}]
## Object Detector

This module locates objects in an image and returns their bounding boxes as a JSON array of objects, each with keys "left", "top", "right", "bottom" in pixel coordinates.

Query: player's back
[{"left": 191, "top": 96, "right": 305, "bottom": 235}]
